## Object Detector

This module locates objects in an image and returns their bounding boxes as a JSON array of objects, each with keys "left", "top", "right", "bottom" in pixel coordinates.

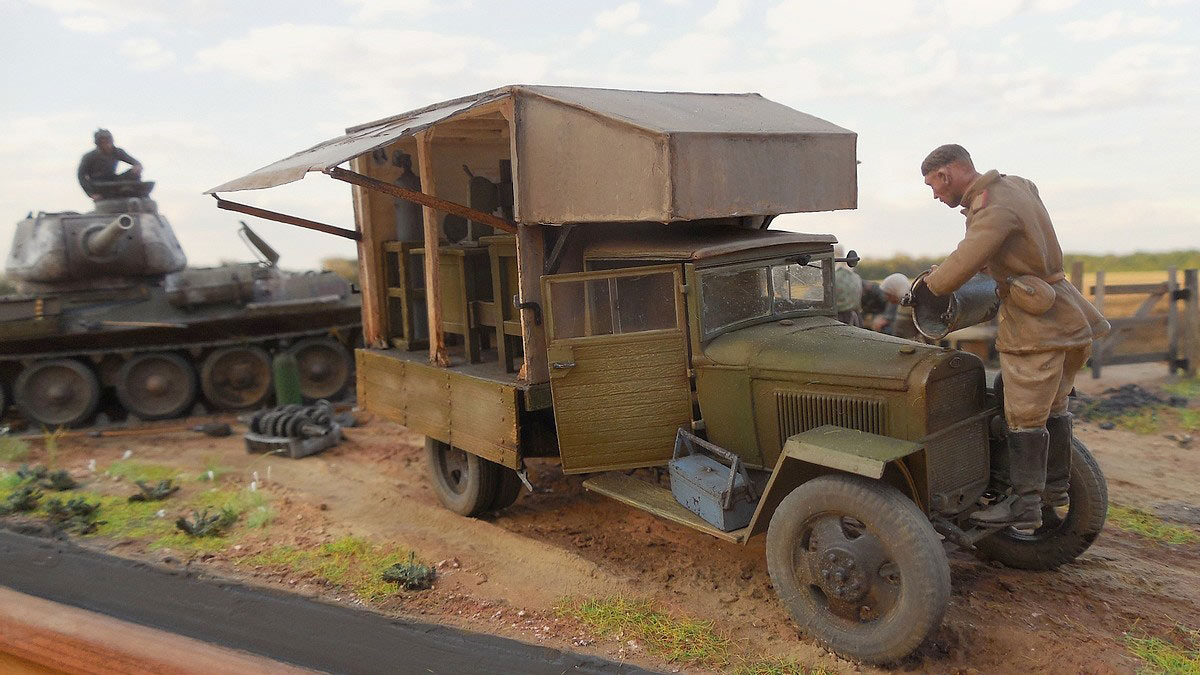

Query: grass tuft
[
  {"left": 734, "top": 660, "right": 835, "bottom": 675},
  {"left": 1125, "top": 626, "right": 1200, "bottom": 674},
  {"left": 242, "top": 536, "right": 414, "bottom": 601},
  {"left": 1109, "top": 505, "right": 1199, "bottom": 545},
  {"left": 1164, "top": 377, "right": 1200, "bottom": 401},
  {"left": 0, "top": 436, "right": 30, "bottom": 462},
  {"left": 556, "top": 597, "right": 730, "bottom": 666},
  {"left": 197, "top": 456, "right": 232, "bottom": 483},
  {"left": 1178, "top": 409, "right": 1200, "bottom": 433},
  {"left": 106, "top": 460, "right": 180, "bottom": 483}
]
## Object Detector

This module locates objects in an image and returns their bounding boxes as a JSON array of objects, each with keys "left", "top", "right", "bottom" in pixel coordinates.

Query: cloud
[
  {"left": 594, "top": 2, "right": 649, "bottom": 35},
  {"left": 1062, "top": 10, "right": 1179, "bottom": 41},
  {"left": 120, "top": 37, "right": 176, "bottom": 70},
  {"left": 28, "top": 0, "right": 226, "bottom": 32},
  {"left": 340, "top": 0, "right": 436, "bottom": 21},
  {"left": 698, "top": 0, "right": 748, "bottom": 31},
  {"left": 767, "top": 0, "right": 920, "bottom": 47}
]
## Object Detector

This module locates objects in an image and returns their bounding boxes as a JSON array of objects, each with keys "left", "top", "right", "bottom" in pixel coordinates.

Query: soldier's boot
[
  {"left": 1043, "top": 414, "right": 1073, "bottom": 508},
  {"left": 971, "top": 428, "right": 1048, "bottom": 530}
]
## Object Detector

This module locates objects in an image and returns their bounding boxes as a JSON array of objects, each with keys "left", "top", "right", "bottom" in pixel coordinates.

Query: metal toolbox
[{"left": 668, "top": 429, "right": 758, "bottom": 532}]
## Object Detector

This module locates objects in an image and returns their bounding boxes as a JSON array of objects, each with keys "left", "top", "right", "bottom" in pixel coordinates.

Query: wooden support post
[
  {"left": 1092, "top": 270, "right": 1106, "bottom": 379},
  {"left": 1185, "top": 269, "right": 1199, "bottom": 378},
  {"left": 349, "top": 155, "right": 388, "bottom": 348},
  {"left": 1167, "top": 268, "right": 1179, "bottom": 374},
  {"left": 417, "top": 130, "right": 448, "bottom": 367},
  {"left": 1070, "top": 260, "right": 1084, "bottom": 292},
  {"left": 516, "top": 224, "right": 548, "bottom": 384}
]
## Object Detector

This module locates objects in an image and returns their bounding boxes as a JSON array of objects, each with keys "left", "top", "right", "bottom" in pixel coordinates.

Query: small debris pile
[
  {"left": 381, "top": 552, "right": 436, "bottom": 590},
  {"left": 1071, "top": 384, "right": 1188, "bottom": 420}
]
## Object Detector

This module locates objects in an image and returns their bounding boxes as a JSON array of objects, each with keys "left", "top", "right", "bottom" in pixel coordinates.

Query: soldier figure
[
  {"left": 919, "top": 144, "right": 1109, "bottom": 529},
  {"left": 78, "top": 128, "right": 143, "bottom": 201}
]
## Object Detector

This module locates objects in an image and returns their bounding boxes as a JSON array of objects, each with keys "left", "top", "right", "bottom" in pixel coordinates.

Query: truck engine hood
[{"left": 702, "top": 316, "right": 944, "bottom": 389}]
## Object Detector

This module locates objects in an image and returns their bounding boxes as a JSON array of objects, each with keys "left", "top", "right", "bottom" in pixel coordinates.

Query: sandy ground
[{"left": 3, "top": 363, "right": 1198, "bottom": 674}]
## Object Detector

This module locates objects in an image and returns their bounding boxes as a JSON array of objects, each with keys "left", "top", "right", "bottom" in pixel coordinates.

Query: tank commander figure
[
  {"left": 918, "top": 144, "right": 1109, "bottom": 530},
  {"left": 78, "top": 128, "right": 142, "bottom": 200}
]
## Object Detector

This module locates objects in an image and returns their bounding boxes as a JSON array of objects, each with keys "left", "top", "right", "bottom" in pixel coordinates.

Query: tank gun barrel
[{"left": 85, "top": 214, "right": 134, "bottom": 257}]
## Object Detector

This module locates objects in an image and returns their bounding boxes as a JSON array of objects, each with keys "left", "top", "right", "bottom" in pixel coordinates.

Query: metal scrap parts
[{"left": 243, "top": 401, "right": 343, "bottom": 459}]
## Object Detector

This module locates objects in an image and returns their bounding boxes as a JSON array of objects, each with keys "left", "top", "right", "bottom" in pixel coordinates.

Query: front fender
[{"left": 745, "top": 425, "right": 922, "bottom": 539}]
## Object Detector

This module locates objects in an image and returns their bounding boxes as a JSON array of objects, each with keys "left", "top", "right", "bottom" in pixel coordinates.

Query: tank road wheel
[
  {"left": 766, "top": 474, "right": 951, "bottom": 665},
  {"left": 200, "top": 346, "right": 272, "bottom": 410},
  {"left": 288, "top": 338, "right": 352, "bottom": 401},
  {"left": 425, "top": 437, "right": 499, "bottom": 517},
  {"left": 115, "top": 352, "right": 198, "bottom": 421},
  {"left": 975, "top": 439, "right": 1107, "bottom": 570},
  {"left": 13, "top": 359, "right": 101, "bottom": 428}
]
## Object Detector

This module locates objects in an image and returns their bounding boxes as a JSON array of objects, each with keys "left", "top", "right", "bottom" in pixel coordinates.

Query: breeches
[{"left": 999, "top": 345, "right": 1091, "bottom": 430}]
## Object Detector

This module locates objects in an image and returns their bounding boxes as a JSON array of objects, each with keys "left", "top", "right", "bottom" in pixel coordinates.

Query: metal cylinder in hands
[
  {"left": 84, "top": 214, "right": 135, "bottom": 257},
  {"left": 910, "top": 271, "right": 1000, "bottom": 340}
]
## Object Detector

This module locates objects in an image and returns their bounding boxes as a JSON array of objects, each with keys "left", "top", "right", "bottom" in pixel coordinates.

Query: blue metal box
[{"left": 668, "top": 430, "right": 758, "bottom": 532}]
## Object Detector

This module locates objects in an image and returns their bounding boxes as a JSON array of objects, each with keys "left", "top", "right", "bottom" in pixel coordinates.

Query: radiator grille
[
  {"left": 776, "top": 391, "right": 887, "bottom": 443},
  {"left": 925, "top": 419, "right": 990, "bottom": 502},
  {"left": 927, "top": 370, "right": 985, "bottom": 432}
]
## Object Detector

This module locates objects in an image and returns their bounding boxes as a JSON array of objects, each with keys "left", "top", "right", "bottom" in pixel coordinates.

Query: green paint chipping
[
  {"left": 1109, "top": 505, "right": 1199, "bottom": 545},
  {"left": 0, "top": 436, "right": 30, "bottom": 462},
  {"left": 106, "top": 460, "right": 181, "bottom": 483},
  {"left": 556, "top": 597, "right": 731, "bottom": 666},
  {"left": 242, "top": 536, "right": 415, "bottom": 601},
  {"left": 1126, "top": 626, "right": 1200, "bottom": 674}
]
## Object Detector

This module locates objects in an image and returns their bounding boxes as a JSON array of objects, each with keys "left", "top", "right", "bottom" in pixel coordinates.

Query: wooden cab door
[{"left": 541, "top": 264, "right": 693, "bottom": 474}]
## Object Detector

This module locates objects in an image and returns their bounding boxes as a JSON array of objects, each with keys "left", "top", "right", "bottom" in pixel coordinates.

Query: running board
[{"left": 582, "top": 472, "right": 750, "bottom": 544}]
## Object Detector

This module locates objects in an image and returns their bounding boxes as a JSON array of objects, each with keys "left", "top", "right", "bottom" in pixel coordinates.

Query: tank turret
[{"left": 5, "top": 187, "right": 187, "bottom": 289}]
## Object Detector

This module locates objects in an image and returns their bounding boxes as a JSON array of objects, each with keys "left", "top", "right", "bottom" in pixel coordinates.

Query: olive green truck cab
[{"left": 210, "top": 85, "right": 1107, "bottom": 665}]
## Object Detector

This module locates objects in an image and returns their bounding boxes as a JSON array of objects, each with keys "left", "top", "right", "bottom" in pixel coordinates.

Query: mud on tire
[
  {"left": 974, "top": 439, "right": 1107, "bottom": 570},
  {"left": 766, "top": 474, "right": 951, "bottom": 665}
]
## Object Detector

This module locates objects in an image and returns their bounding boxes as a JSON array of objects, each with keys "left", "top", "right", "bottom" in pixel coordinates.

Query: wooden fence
[{"left": 1074, "top": 261, "right": 1199, "bottom": 379}]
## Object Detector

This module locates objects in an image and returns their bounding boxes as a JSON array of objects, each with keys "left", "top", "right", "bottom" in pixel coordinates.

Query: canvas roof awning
[{"left": 207, "top": 85, "right": 858, "bottom": 223}]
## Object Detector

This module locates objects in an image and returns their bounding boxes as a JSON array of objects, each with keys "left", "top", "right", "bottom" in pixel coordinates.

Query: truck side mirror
[{"left": 834, "top": 249, "right": 860, "bottom": 268}]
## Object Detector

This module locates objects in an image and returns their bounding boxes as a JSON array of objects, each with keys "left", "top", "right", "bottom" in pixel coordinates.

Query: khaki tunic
[{"left": 925, "top": 170, "right": 1110, "bottom": 354}]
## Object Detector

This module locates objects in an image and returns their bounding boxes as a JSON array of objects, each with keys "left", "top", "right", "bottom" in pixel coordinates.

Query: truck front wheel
[{"left": 766, "top": 474, "right": 951, "bottom": 665}]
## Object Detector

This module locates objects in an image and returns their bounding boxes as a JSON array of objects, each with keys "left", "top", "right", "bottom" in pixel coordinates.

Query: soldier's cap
[{"left": 94, "top": 128, "right": 113, "bottom": 143}]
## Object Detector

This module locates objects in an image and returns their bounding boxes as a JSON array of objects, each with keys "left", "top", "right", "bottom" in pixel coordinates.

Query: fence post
[
  {"left": 1167, "top": 267, "right": 1179, "bottom": 374},
  {"left": 1070, "top": 260, "right": 1084, "bottom": 292},
  {"left": 1185, "top": 269, "right": 1199, "bottom": 378},
  {"left": 1092, "top": 270, "right": 1105, "bottom": 379}
]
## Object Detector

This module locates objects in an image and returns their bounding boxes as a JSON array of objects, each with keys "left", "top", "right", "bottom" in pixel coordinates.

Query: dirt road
[{"left": 2, "top": 364, "right": 1197, "bottom": 673}]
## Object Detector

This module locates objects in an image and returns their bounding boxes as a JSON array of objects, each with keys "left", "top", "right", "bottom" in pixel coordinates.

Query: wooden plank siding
[{"left": 356, "top": 349, "right": 521, "bottom": 468}]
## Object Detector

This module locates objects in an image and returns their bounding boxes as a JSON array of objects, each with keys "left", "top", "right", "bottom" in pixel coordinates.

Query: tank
[{"left": 0, "top": 185, "right": 361, "bottom": 428}]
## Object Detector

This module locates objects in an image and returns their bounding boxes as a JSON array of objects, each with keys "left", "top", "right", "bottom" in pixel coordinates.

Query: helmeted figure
[{"left": 920, "top": 144, "right": 1109, "bottom": 529}]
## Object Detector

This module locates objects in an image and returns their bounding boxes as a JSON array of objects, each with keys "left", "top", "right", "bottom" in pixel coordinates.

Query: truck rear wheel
[
  {"left": 974, "top": 439, "right": 1107, "bottom": 570},
  {"left": 766, "top": 474, "right": 950, "bottom": 665},
  {"left": 425, "top": 438, "right": 498, "bottom": 517}
]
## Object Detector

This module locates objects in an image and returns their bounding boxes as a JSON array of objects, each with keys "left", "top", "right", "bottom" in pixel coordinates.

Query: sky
[{"left": 1, "top": 0, "right": 1196, "bottom": 271}]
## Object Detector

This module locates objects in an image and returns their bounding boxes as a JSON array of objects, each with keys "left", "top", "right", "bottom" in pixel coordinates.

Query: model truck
[{"left": 208, "top": 85, "right": 1107, "bottom": 664}]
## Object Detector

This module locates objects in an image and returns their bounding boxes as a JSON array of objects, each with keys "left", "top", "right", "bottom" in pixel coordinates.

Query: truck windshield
[{"left": 699, "top": 259, "right": 828, "bottom": 339}]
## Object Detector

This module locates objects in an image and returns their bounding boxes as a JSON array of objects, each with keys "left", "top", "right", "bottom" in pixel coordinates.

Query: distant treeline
[{"left": 855, "top": 250, "right": 1200, "bottom": 281}]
